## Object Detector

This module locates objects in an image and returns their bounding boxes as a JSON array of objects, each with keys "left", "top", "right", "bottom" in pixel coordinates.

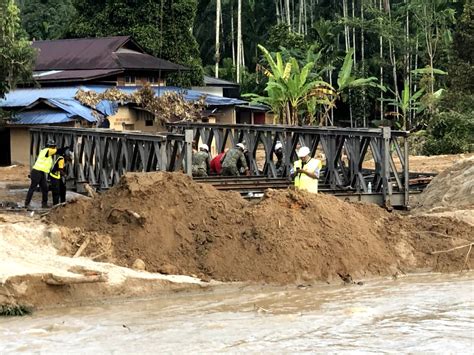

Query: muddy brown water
[{"left": 1, "top": 272, "right": 473, "bottom": 353}]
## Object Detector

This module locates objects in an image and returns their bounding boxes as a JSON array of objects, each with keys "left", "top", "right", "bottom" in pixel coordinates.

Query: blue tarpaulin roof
[
  {"left": 0, "top": 85, "right": 247, "bottom": 108},
  {"left": 12, "top": 109, "right": 74, "bottom": 125},
  {"left": 0, "top": 85, "right": 249, "bottom": 125}
]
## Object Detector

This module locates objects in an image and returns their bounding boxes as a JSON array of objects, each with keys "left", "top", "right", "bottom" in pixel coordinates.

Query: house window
[
  {"left": 124, "top": 75, "right": 135, "bottom": 85},
  {"left": 145, "top": 119, "right": 154, "bottom": 127},
  {"left": 148, "top": 76, "right": 163, "bottom": 86}
]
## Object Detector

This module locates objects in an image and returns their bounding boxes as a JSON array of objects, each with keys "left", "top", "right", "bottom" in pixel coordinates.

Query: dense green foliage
[
  {"left": 422, "top": 1, "right": 474, "bottom": 155},
  {"left": 423, "top": 111, "right": 473, "bottom": 155},
  {"left": 66, "top": 0, "right": 203, "bottom": 86},
  {"left": 0, "top": 0, "right": 35, "bottom": 99},
  {"left": 7, "top": 0, "right": 473, "bottom": 153},
  {"left": 17, "top": 0, "right": 75, "bottom": 40}
]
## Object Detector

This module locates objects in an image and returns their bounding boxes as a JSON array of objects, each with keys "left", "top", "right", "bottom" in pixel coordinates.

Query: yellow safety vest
[
  {"left": 294, "top": 158, "right": 322, "bottom": 194},
  {"left": 33, "top": 148, "right": 54, "bottom": 173},
  {"left": 49, "top": 156, "right": 64, "bottom": 180}
]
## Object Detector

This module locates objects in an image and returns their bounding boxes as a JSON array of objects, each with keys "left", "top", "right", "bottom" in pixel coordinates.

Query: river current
[{"left": 1, "top": 272, "right": 473, "bottom": 353}]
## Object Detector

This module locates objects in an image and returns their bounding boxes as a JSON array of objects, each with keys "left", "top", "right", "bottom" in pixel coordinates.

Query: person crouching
[{"left": 49, "top": 149, "right": 74, "bottom": 205}]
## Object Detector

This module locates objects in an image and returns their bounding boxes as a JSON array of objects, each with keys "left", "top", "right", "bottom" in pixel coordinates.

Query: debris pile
[
  {"left": 49, "top": 172, "right": 474, "bottom": 283},
  {"left": 415, "top": 156, "right": 474, "bottom": 212}
]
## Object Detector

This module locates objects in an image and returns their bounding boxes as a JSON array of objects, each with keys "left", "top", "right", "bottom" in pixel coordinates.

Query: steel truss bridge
[{"left": 30, "top": 123, "right": 412, "bottom": 208}]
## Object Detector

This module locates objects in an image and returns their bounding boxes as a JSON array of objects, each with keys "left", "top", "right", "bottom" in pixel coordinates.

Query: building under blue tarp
[{"left": 0, "top": 85, "right": 247, "bottom": 125}]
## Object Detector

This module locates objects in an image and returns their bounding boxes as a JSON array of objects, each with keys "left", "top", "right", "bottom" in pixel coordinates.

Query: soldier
[
  {"left": 221, "top": 143, "right": 250, "bottom": 176},
  {"left": 192, "top": 144, "right": 211, "bottom": 177}
]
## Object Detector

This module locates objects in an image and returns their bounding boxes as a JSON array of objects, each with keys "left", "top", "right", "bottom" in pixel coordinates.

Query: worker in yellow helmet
[
  {"left": 291, "top": 146, "right": 322, "bottom": 194},
  {"left": 25, "top": 139, "right": 57, "bottom": 209}
]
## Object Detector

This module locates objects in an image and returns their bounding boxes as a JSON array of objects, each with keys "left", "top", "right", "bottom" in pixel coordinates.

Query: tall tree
[
  {"left": 215, "top": 0, "right": 221, "bottom": 77},
  {"left": 68, "top": 0, "right": 203, "bottom": 86},
  {"left": 17, "top": 0, "right": 75, "bottom": 40},
  {"left": 0, "top": 0, "right": 35, "bottom": 99}
]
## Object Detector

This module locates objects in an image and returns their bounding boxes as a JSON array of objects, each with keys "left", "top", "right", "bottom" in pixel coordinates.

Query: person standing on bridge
[
  {"left": 25, "top": 139, "right": 57, "bottom": 209},
  {"left": 192, "top": 144, "right": 211, "bottom": 177},
  {"left": 221, "top": 143, "right": 250, "bottom": 176},
  {"left": 291, "top": 146, "right": 322, "bottom": 194},
  {"left": 275, "top": 141, "right": 285, "bottom": 177},
  {"left": 49, "top": 148, "right": 74, "bottom": 205}
]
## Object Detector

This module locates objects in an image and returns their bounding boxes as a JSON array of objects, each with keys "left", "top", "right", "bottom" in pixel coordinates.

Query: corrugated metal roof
[
  {"left": 32, "top": 69, "right": 122, "bottom": 82},
  {"left": 0, "top": 86, "right": 91, "bottom": 107},
  {"left": 32, "top": 36, "right": 188, "bottom": 77},
  {"left": 33, "top": 36, "right": 131, "bottom": 70},
  {"left": 115, "top": 53, "right": 187, "bottom": 71},
  {"left": 203, "top": 75, "right": 239, "bottom": 87},
  {"left": 12, "top": 109, "right": 74, "bottom": 125},
  {"left": 46, "top": 99, "right": 98, "bottom": 122}
]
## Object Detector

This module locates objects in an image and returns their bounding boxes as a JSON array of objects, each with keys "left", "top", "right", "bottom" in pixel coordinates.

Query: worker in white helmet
[
  {"left": 221, "top": 142, "right": 250, "bottom": 176},
  {"left": 192, "top": 143, "right": 211, "bottom": 177},
  {"left": 291, "top": 146, "right": 322, "bottom": 193}
]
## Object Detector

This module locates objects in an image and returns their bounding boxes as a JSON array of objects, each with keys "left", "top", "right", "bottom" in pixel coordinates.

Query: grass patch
[{"left": 0, "top": 304, "right": 32, "bottom": 317}]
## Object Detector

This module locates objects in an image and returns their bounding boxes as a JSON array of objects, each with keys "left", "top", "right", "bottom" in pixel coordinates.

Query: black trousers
[
  {"left": 25, "top": 169, "right": 48, "bottom": 206},
  {"left": 50, "top": 177, "right": 66, "bottom": 205}
]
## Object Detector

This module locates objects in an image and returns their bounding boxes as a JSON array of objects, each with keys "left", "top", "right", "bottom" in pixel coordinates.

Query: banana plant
[
  {"left": 244, "top": 45, "right": 333, "bottom": 125},
  {"left": 382, "top": 81, "right": 425, "bottom": 130},
  {"left": 315, "top": 49, "right": 383, "bottom": 126}
]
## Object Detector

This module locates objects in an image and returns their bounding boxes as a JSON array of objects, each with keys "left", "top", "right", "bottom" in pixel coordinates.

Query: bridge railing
[
  {"left": 30, "top": 127, "right": 192, "bottom": 190},
  {"left": 167, "top": 122, "right": 410, "bottom": 208}
]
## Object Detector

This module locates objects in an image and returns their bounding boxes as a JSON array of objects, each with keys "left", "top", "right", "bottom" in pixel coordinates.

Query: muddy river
[{"left": 1, "top": 272, "right": 473, "bottom": 353}]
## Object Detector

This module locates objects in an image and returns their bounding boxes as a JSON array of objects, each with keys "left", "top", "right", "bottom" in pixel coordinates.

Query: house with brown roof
[
  {"left": 31, "top": 36, "right": 186, "bottom": 87},
  {"left": 0, "top": 36, "right": 269, "bottom": 165}
]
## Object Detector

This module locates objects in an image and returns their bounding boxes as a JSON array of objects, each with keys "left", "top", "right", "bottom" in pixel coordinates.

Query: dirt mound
[
  {"left": 49, "top": 172, "right": 474, "bottom": 283},
  {"left": 414, "top": 157, "right": 474, "bottom": 213}
]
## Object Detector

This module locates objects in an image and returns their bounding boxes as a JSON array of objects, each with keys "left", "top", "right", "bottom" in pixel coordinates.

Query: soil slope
[
  {"left": 49, "top": 172, "right": 474, "bottom": 283},
  {"left": 414, "top": 156, "right": 474, "bottom": 213}
]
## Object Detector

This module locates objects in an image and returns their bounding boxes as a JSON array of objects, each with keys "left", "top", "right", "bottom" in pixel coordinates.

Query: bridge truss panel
[
  {"left": 168, "top": 123, "right": 410, "bottom": 208},
  {"left": 29, "top": 127, "right": 191, "bottom": 190}
]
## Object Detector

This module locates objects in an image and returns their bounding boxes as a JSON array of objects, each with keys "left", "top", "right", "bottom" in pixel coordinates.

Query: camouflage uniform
[
  {"left": 192, "top": 151, "right": 210, "bottom": 177},
  {"left": 221, "top": 148, "right": 248, "bottom": 176}
]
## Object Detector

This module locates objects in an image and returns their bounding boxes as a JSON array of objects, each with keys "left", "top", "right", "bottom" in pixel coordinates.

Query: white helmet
[
  {"left": 199, "top": 144, "right": 209, "bottom": 152},
  {"left": 297, "top": 146, "right": 310, "bottom": 158},
  {"left": 275, "top": 142, "right": 283, "bottom": 150},
  {"left": 236, "top": 143, "right": 245, "bottom": 150}
]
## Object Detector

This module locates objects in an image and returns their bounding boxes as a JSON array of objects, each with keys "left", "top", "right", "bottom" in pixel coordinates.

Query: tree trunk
[
  {"left": 405, "top": 0, "right": 410, "bottom": 128},
  {"left": 387, "top": 0, "right": 399, "bottom": 116},
  {"left": 237, "top": 0, "right": 242, "bottom": 83},
  {"left": 275, "top": 0, "right": 281, "bottom": 24},
  {"left": 298, "top": 0, "right": 303, "bottom": 34},
  {"left": 285, "top": 0, "right": 291, "bottom": 30},
  {"left": 215, "top": 0, "right": 221, "bottom": 78},
  {"left": 343, "top": 0, "right": 350, "bottom": 52},
  {"left": 412, "top": 36, "right": 419, "bottom": 123},
  {"left": 379, "top": 0, "right": 384, "bottom": 122},
  {"left": 361, "top": 0, "right": 366, "bottom": 126},
  {"left": 352, "top": 0, "right": 356, "bottom": 66},
  {"left": 231, "top": 1, "right": 235, "bottom": 67}
]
